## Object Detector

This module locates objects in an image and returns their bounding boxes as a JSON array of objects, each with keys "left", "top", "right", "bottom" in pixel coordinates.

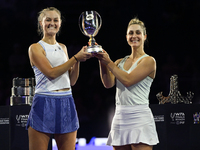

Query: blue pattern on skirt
[{"left": 26, "top": 93, "right": 79, "bottom": 134}]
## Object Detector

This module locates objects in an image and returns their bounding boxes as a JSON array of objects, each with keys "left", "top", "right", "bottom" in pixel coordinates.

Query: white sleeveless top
[
  {"left": 33, "top": 40, "right": 71, "bottom": 93},
  {"left": 115, "top": 54, "right": 153, "bottom": 105}
]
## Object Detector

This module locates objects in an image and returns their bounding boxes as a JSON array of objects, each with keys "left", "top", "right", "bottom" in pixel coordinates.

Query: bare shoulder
[
  {"left": 143, "top": 56, "right": 156, "bottom": 78},
  {"left": 28, "top": 43, "right": 45, "bottom": 56},
  {"left": 58, "top": 42, "right": 65, "bottom": 46},
  {"left": 58, "top": 42, "right": 67, "bottom": 49},
  {"left": 141, "top": 55, "right": 156, "bottom": 65},
  {"left": 114, "top": 58, "right": 123, "bottom": 66},
  {"left": 29, "top": 43, "right": 43, "bottom": 51},
  {"left": 28, "top": 43, "right": 45, "bottom": 66}
]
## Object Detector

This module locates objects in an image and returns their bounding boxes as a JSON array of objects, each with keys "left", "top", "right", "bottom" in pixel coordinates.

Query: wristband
[{"left": 73, "top": 55, "right": 78, "bottom": 62}]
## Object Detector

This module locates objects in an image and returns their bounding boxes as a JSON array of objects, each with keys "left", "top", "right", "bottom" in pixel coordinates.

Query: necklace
[{"left": 54, "top": 43, "right": 62, "bottom": 51}]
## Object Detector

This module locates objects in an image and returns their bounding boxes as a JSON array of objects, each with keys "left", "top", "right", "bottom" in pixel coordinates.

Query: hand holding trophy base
[
  {"left": 79, "top": 11, "right": 103, "bottom": 53},
  {"left": 87, "top": 45, "right": 102, "bottom": 53}
]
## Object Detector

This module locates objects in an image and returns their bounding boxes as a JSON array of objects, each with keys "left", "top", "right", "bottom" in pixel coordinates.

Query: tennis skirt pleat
[
  {"left": 107, "top": 105, "right": 159, "bottom": 146},
  {"left": 26, "top": 93, "right": 79, "bottom": 134}
]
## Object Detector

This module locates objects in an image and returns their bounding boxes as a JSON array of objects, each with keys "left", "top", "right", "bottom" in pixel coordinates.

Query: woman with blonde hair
[
  {"left": 26, "top": 7, "right": 92, "bottom": 150},
  {"left": 94, "top": 17, "right": 159, "bottom": 150}
]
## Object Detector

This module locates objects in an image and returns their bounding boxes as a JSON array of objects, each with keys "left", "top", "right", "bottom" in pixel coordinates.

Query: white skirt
[{"left": 107, "top": 105, "right": 159, "bottom": 146}]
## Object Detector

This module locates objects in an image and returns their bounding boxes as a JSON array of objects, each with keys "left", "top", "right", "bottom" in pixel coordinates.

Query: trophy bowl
[{"left": 79, "top": 10, "right": 103, "bottom": 53}]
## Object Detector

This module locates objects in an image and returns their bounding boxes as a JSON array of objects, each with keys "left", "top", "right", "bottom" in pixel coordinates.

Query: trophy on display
[
  {"left": 156, "top": 74, "right": 194, "bottom": 104},
  {"left": 79, "top": 10, "right": 103, "bottom": 53}
]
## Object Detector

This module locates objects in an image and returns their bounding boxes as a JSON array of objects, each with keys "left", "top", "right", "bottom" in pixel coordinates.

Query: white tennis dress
[{"left": 107, "top": 54, "right": 159, "bottom": 146}]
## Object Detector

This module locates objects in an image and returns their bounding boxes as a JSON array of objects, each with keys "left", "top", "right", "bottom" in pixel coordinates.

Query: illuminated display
[{"left": 52, "top": 137, "right": 112, "bottom": 150}]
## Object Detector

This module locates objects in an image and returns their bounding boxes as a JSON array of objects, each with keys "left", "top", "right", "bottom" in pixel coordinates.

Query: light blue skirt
[{"left": 26, "top": 93, "right": 79, "bottom": 134}]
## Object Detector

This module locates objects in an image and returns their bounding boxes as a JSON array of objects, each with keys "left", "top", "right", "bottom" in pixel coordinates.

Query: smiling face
[
  {"left": 126, "top": 24, "right": 147, "bottom": 48},
  {"left": 40, "top": 10, "right": 61, "bottom": 36}
]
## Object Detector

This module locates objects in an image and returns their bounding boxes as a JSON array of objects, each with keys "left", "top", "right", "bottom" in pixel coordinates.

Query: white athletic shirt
[
  {"left": 33, "top": 40, "right": 71, "bottom": 93},
  {"left": 115, "top": 54, "right": 153, "bottom": 105}
]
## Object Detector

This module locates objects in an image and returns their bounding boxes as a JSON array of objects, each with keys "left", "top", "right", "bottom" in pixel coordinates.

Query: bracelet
[{"left": 73, "top": 55, "right": 78, "bottom": 62}]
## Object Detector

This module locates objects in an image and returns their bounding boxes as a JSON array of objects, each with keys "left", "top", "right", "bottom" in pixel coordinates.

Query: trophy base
[{"left": 87, "top": 45, "right": 103, "bottom": 53}]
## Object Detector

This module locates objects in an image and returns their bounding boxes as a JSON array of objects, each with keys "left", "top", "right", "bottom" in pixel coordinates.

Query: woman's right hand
[
  {"left": 74, "top": 46, "right": 92, "bottom": 62},
  {"left": 94, "top": 49, "right": 112, "bottom": 65}
]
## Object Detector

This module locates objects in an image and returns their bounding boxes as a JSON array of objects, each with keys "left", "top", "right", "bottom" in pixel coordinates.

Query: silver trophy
[{"left": 79, "top": 11, "right": 103, "bottom": 53}]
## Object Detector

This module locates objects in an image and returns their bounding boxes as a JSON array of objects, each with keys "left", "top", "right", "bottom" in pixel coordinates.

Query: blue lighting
[{"left": 52, "top": 137, "right": 112, "bottom": 150}]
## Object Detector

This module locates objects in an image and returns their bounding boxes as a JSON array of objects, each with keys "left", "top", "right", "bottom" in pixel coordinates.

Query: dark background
[{"left": 0, "top": 0, "right": 200, "bottom": 142}]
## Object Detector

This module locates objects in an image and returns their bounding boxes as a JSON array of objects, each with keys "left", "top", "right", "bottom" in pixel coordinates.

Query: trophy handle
[
  {"left": 95, "top": 11, "right": 102, "bottom": 32},
  {"left": 93, "top": 11, "right": 102, "bottom": 37},
  {"left": 78, "top": 12, "right": 86, "bottom": 36}
]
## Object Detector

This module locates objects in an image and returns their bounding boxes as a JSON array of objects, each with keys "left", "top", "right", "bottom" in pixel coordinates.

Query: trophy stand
[
  {"left": 87, "top": 36, "right": 102, "bottom": 53},
  {"left": 10, "top": 77, "right": 35, "bottom": 106},
  {"left": 156, "top": 74, "right": 194, "bottom": 104}
]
